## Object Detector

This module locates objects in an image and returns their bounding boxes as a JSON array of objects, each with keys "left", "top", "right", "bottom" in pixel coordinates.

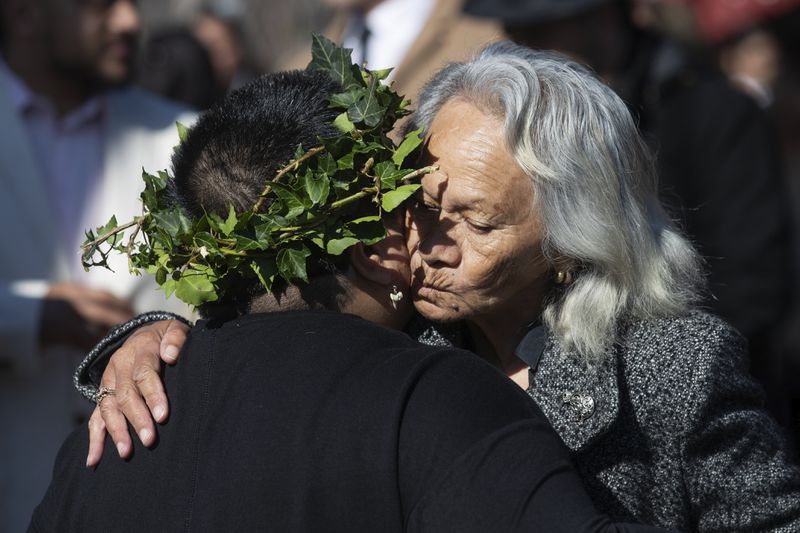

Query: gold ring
[{"left": 96, "top": 386, "right": 116, "bottom": 406}]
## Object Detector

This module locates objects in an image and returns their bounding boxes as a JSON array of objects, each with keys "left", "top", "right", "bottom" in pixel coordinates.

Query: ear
[
  {"left": 549, "top": 255, "right": 578, "bottom": 278},
  {"left": 349, "top": 224, "right": 411, "bottom": 288}
]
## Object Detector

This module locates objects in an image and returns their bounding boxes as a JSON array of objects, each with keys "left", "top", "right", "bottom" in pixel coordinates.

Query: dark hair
[
  {"left": 170, "top": 69, "right": 344, "bottom": 316},
  {"left": 138, "top": 28, "right": 219, "bottom": 110},
  {"left": 171, "top": 69, "right": 340, "bottom": 217}
]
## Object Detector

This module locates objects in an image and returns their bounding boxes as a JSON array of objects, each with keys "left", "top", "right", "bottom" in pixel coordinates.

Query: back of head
[
  {"left": 172, "top": 69, "right": 339, "bottom": 218},
  {"left": 170, "top": 69, "right": 342, "bottom": 316},
  {"left": 414, "top": 41, "right": 703, "bottom": 361}
]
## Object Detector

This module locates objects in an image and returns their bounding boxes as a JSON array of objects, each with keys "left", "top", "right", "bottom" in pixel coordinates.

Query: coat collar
[
  {"left": 409, "top": 317, "right": 621, "bottom": 452},
  {"left": 526, "top": 332, "right": 620, "bottom": 452}
]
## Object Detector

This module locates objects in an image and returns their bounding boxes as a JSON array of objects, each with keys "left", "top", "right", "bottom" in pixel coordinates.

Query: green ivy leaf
[
  {"left": 316, "top": 153, "right": 338, "bottom": 176},
  {"left": 374, "top": 161, "right": 406, "bottom": 191},
  {"left": 326, "top": 237, "right": 360, "bottom": 256},
  {"left": 235, "top": 235, "right": 266, "bottom": 251},
  {"left": 176, "top": 122, "right": 189, "bottom": 143},
  {"left": 250, "top": 257, "right": 277, "bottom": 290},
  {"left": 392, "top": 128, "right": 424, "bottom": 167},
  {"left": 347, "top": 80, "right": 383, "bottom": 127},
  {"left": 277, "top": 245, "right": 311, "bottom": 283},
  {"left": 329, "top": 90, "right": 360, "bottom": 110},
  {"left": 273, "top": 185, "right": 305, "bottom": 219},
  {"left": 346, "top": 215, "right": 386, "bottom": 245},
  {"left": 371, "top": 67, "right": 393, "bottom": 81},
  {"left": 96, "top": 216, "right": 119, "bottom": 243},
  {"left": 174, "top": 269, "right": 218, "bottom": 305},
  {"left": 219, "top": 205, "right": 238, "bottom": 236},
  {"left": 152, "top": 209, "right": 192, "bottom": 238},
  {"left": 381, "top": 183, "right": 421, "bottom": 212},
  {"left": 304, "top": 169, "right": 331, "bottom": 205},
  {"left": 333, "top": 111, "right": 355, "bottom": 133},
  {"left": 161, "top": 278, "right": 178, "bottom": 298},
  {"left": 308, "top": 33, "right": 359, "bottom": 91}
]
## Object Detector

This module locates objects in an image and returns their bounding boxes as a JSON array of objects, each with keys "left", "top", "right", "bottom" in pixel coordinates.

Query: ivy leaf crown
[{"left": 80, "top": 34, "right": 435, "bottom": 308}]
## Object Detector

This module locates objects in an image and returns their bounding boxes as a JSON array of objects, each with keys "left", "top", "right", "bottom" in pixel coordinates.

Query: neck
[
  {"left": 466, "top": 311, "right": 540, "bottom": 389},
  {"left": 5, "top": 45, "right": 95, "bottom": 116},
  {"left": 247, "top": 275, "right": 410, "bottom": 331}
]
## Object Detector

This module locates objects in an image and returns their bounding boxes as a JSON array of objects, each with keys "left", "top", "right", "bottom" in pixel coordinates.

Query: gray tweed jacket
[
  {"left": 77, "top": 310, "right": 800, "bottom": 532},
  {"left": 527, "top": 310, "right": 800, "bottom": 532}
]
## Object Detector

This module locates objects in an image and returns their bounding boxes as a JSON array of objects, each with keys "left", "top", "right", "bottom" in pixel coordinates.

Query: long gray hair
[{"left": 412, "top": 41, "right": 703, "bottom": 363}]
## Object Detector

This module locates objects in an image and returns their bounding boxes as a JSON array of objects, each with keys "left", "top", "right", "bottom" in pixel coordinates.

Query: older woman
[{"left": 78, "top": 43, "right": 800, "bottom": 531}]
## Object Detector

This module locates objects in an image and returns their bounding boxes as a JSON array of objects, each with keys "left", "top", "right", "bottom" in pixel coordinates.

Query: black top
[{"left": 32, "top": 311, "right": 669, "bottom": 532}]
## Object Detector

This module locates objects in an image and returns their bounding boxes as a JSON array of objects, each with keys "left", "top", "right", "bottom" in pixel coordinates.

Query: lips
[
  {"left": 411, "top": 272, "right": 447, "bottom": 299},
  {"left": 417, "top": 285, "right": 446, "bottom": 301}
]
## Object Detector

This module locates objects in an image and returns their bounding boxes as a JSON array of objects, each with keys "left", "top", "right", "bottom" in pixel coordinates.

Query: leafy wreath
[{"left": 80, "top": 34, "right": 435, "bottom": 307}]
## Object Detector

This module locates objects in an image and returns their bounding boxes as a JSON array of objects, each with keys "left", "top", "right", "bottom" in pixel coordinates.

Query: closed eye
[{"left": 466, "top": 220, "right": 493, "bottom": 234}]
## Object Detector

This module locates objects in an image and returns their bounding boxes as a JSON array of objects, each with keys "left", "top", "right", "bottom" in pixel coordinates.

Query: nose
[
  {"left": 109, "top": 0, "right": 140, "bottom": 36},
  {"left": 414, "top": 214, "right": 461, "bottom": 268}
]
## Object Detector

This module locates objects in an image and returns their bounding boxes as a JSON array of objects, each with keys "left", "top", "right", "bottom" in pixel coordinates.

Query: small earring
[
  {"left": 555, "top": 271, "right": 573, "bottom": 285},
  {"left": 389, "top": 285, "right": 404, "bottom": 309}
]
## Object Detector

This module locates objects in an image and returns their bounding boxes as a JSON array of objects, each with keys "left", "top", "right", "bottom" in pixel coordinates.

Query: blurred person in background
[
  {"left": 138, "top": 28, "right": 219, "bottom": 110},
  {"left": 192, "top": 3, "right": 256, "bottom": 95},
  {"left": 279, "top": 0, "right": 504, "bottom": 106},
  {"left": 0, "top": 0, "right": 195, "bottom": 530},
  {"left": 718, "top": 26, "right": 781, "bottom": 108},
  {"left": 677, "top": 0, "right": 800, "bottom": 108},
  {"left": 465, "top": 0, "right": 796, "bottom": 435}
]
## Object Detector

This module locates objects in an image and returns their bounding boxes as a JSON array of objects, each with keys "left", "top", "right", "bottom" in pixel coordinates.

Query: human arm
[
  {"left": 73, "top": 312, "right": 191, "bottom": 466},
  {"left": 683, "top": 318, "right": 800, "bottom": 531}
]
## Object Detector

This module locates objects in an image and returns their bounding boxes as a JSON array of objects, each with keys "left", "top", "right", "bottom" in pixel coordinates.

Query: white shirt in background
[{"left": 340, "top": 0, "right": 437, "bottom": 78}]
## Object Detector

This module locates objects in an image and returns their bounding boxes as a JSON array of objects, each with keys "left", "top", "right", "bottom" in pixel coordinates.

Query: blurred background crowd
[{"left": 1, "top": 0, "right": 800, "bottom": 530}]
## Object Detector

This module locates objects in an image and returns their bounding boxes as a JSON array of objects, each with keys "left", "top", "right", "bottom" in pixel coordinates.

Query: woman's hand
[{"left": 86, "top": 319, "right": 190, "bottom": 467}]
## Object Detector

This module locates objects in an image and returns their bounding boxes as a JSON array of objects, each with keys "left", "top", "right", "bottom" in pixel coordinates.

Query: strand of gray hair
[{"left": 412, "top": 41, "right": 704, "bottom": 364}]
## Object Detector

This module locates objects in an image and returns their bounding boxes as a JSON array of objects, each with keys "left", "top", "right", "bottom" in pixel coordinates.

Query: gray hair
[{"left": 413, "top": 41, "right": 704, "bottom": 363}]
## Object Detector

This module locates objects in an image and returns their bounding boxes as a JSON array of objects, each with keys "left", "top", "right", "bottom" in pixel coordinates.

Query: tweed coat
[
  {"left": 76, "top": 310, "right": 800, "bottom": 531},
  {"left": 527, "top": 311, "right": 800, "bottom": 531}
]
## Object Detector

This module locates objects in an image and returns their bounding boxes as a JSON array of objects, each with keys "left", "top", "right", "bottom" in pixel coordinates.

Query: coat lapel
[{"left": 528, "top": 335, "right": 620, "bottom": 452}]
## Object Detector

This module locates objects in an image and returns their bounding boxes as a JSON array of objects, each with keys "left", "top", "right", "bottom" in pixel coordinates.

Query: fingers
[
  {"left": 159, "top": 320, "right": 190, "bottom": 365},
  {"left": 97, "top": 373, "right": 134, "bottom": 460},
  {"left": 95, "top": 319, "right": 186, "bottom": 459},
  {"left": 131, "top": 357, "right": 168, "bottom": 427},
  {"left": 112, "top": 327, "right": 164, "bottom": 441},
  {"left": 86, "top": 408, "right": 107, "bottom": 468}
]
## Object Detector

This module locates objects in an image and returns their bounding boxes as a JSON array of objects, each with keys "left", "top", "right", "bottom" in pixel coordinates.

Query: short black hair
[
  {"left": 170, "top": 69, "right": 345, "bottom": 317},
  {"left": 172, "top": 69, "right": 340, "bottom": 218}
]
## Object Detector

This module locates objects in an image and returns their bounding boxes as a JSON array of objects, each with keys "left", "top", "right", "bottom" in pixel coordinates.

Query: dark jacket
[
  {"left": 73, "top": 310, "right": 800, "bottom": 531},
  {"left": 41, "top": 311, "right": 667, "bottom": 532}
]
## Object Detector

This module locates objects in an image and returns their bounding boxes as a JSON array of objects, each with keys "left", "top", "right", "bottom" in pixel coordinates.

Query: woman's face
[{"left": 406, "top": 99, "right": 552, "bottom": 329}]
